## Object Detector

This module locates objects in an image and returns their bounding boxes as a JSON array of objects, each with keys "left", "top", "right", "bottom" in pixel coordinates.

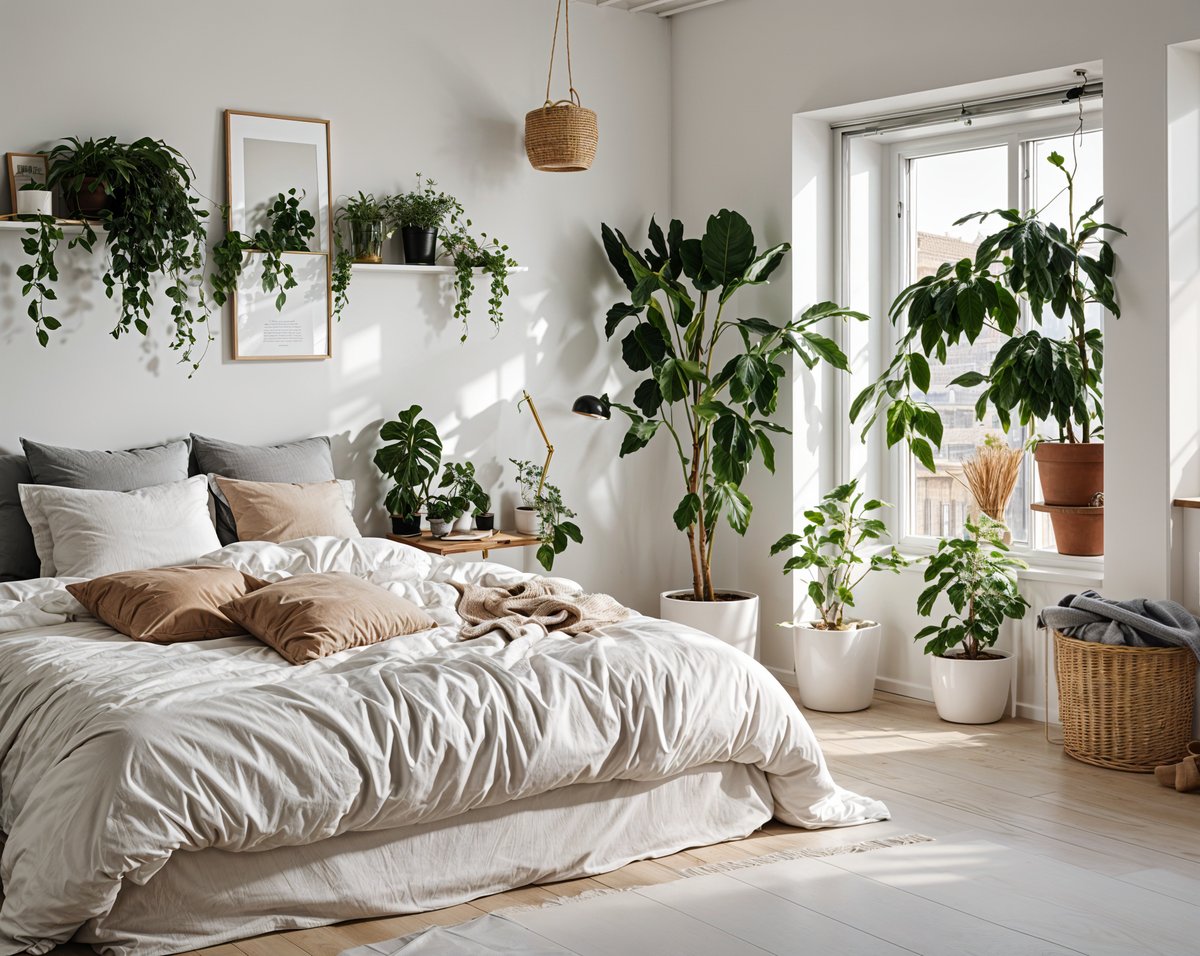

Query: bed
[{"left": 0, "top": 536, "right": 888, "bottom": 956}]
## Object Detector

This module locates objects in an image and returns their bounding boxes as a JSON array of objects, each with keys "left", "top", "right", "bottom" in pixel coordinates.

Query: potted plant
[
  {"left": 915, "top": 515, "right": 1030, "bottom": 724},
  {"left": 770, "top": 480, "right": 907, "bottom": 712},
  {"left": 510, "top": 458, "right": 543, "bottom": 535},
  {"left": 530, "top": 479, "right": 582, "bottom": 572},
  {"left": 18, "top": 135, "right": 213, "bottom": 369},
  {"left": 598, "top": 210, "right": 866, "bottom": 654},
  {"left": 374, "top": 405, "right": 443, "bottom": 537},
  {"left": 388, "top": 174, "right": 456, "bottom": 265},
  {"left": 439, "top": 462, "right": 490, "bottom": 532},
  {"left": 851, "top": 130, "right": 1122, "bottom": 556},
  {"left": 425, "top": 495, "right": 463, "bottom": 538},
  {"left": 16, "top": 182, "right": 52, "bottom": 218},
  {"left": 440, "top": 206, "right": 517, "bottom": 343},
  {"left": 336, "top": 191, "right": 390, "bottom": 264}
]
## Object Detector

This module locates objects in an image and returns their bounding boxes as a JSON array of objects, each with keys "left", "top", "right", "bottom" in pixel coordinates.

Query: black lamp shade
[{"left": 572, "top": 394, "right": 611, "bottom": 420}]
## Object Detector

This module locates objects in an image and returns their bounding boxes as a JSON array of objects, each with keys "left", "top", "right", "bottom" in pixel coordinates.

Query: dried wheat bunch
[{"left": 962, "top": 439, "right": 1024, "bottom": 521}]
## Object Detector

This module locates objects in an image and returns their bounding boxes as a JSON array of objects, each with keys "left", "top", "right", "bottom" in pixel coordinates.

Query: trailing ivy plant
[
  {"left": 914, "top": 515, "right": 1029, "bottom": 660},
  {"left": 210, "top": 189, "right": 348, "bottom": 320},
  {"left": 770, "top": 480, "right": 906, "bottom": 630},
  {"left": 508, "top": 458, "right": 582, "bottom": 572},
  {"left": 850, "top": 128, "right": 1124, "bottom": 468},
  {"left": 600, "top": 210, "right": 867, "bottom": 602},
  {"left": 21, "top": 135, "right": 214, "bottom": 370}
]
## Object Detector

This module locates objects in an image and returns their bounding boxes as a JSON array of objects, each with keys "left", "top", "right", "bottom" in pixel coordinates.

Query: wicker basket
[
  {"left": 525, "top": 97, "right": 598, "bottom": 172},
  {"left": 1053, "top": 630, "right": 1197, "bottom": 772}
]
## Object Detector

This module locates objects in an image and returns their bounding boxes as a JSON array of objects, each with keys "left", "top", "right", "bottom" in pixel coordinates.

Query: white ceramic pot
[
  {"left": 791, "top": 621, "right": 881, "bottom": 713},
  {"left": 16, "top": 189, "right": 52, "bottom": 217},
  {"left": 514, "top": 506, "right": 539, "bottom": 535},
  {"left": 452, "top": 512, "right": 473, "bottom": 532},
  {"left": 660, "top": 589, "right": 759, "bottom": 657},
  {"left": 929, "top": 650, "right": 1013, "bottom": 724},
  {"left": 428, "top": 518, "right": 452, "bottom": 537}
]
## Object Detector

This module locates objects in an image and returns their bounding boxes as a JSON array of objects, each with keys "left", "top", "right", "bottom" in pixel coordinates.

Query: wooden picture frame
[
  {"left": 224, "top": 110, "right": 333, "bottom": 360},
  {"left": 7, "top": 152, "right": 48, "bottom": 213}
]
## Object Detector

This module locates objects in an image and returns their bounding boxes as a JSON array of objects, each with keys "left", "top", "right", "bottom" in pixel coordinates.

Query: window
[{"left": 884, "top": 118, "right": 1103, "bottom": 554}]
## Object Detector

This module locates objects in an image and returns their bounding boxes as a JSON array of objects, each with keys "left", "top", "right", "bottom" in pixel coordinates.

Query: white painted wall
[
  {"left": 671, "top": 0, "right": 1200, "bottom": 714},
  {"left": 0, "top": 0, "right": 687, "bottom": 612}
]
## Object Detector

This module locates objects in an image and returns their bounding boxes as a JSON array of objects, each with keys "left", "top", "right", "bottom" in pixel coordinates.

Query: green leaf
[
  {"left": 701, "top": 209, "right": 755, "bottom": 286},
  {"left": 619, "top": 418, "right": 661, "bottom": 457},
  {"left": 673, "top": 493, "right": 701, "bottom": 530},
  {"left": 909, "top": 353, "right": 931, "bottom": 393}
]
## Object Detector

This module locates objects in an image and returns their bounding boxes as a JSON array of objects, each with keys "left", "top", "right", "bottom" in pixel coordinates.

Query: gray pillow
[
  {"left": 0, "top": 454, "right": 38, "bottom": 582},
  {"left": 21, "top": 438, "right": 190, "bottom": 490},
  {"left": 190, "top": 434, "right": 336, "bottom": 544}
]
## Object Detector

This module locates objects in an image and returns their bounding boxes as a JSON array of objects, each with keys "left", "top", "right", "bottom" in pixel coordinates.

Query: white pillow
[{"left": 17, "top": 476, "right": 221, "bottom": 579}]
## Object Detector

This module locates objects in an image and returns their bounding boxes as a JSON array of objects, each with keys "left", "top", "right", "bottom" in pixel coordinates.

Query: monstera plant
[
  {"left": 599, "top": 210, "right": 867, "bottom": 626},
  {"left": 374, "top": 405, "right": 443, "bottom": 536}
]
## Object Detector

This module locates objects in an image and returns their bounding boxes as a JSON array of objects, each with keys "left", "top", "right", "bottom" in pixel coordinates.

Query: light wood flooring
[{"left": 52, "top": 691, "right": 1200, "bottom": 956}]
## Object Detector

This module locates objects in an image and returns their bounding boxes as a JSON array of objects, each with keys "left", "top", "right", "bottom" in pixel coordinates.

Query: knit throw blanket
[{"left": 452, "top": 579, "right": 634, "bottom": 641}]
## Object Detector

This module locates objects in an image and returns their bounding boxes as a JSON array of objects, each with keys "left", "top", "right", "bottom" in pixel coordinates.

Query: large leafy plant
[
  {"left": 374, "top": 405, "right": 443, "bottom": 519},
  {"left": 914, "top": 516, "right": 1029, "bottom": 659},
  {"left": 770, "top": 480, "right": 906, "bottom": 630},
  {"left": 600, "top": 210, "right": 867, "bottom": 602},
  {"left": 851, "top": 147, "right": 1123, "bottom": 469},
  {"left": 20, "top": 136, "right": 213, "bottom": 369}
]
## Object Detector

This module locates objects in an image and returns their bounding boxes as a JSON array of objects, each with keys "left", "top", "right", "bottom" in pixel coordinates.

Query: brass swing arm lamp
[{"left": 518, "top": 390, "right": 554, "bottom": 499}]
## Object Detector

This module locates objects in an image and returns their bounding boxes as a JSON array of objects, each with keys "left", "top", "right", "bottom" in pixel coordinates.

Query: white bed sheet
[{"left": 0, "top": 537, "right": 888, "bottom": 955}]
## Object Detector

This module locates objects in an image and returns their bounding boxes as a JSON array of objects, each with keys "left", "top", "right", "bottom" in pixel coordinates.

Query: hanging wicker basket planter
[
  {"left": 525, "top": 93, "right": 598, "bottom": 172},
  {"left": 525, "top": 0, "right": 598, "bottom": 172}
]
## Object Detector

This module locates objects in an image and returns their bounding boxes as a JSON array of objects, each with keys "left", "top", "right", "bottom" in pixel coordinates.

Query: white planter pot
[
  {"left": 514, "top": 506, "right": 539, "bottom": 535},
  {"left": 792, "top": 621, "right": 881, "bottom": 713},
  {"left": 929, "top": 650, "right": 1013, "bottom": 724},
  {"left": 660, "top": 589, "right": 759, "bottom": 657},
  {"left": 452, "top": 513, "right": 473, "bottom": 532},
  {"left": 428, "top": 518, "right": 452, "bottom": 537},
  {"left": 16, "top": 189, "right": 52, "bottom": 217}
]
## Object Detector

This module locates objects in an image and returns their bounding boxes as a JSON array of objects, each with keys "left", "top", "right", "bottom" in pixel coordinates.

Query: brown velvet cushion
[
  {"left": 67, "top": 566, "right": 266, "bottom": 643},
  {"left": 213, "top": 476, "right": 360, "bottom": 543},
  {"left": 219, "top": 572, "right": 436, "bottom": 665}
]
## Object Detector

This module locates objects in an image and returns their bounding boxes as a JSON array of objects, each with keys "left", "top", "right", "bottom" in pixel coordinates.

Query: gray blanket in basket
[{"left": 1038, "top": 590, "right": 1200, "bottom": 661}]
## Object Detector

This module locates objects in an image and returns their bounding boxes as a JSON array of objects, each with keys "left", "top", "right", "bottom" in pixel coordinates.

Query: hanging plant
[
  {"left": 18, "top": 135, "right": 214, "bottom": 370},
  {"left": 210, "top": 188, "right": 349, "bottom": 320},
  {"left": 441, "top": 205, "right": 517, "bottom": 343}
]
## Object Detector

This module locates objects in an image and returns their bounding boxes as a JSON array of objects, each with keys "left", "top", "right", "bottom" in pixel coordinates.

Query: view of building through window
[{"left": 902, "top": 128, "right": 1103, "bottom": 548}]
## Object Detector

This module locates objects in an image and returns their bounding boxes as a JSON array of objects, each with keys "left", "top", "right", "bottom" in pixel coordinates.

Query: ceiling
[{"left": 580, "top": 0, "right": 730, "bottom": 17}]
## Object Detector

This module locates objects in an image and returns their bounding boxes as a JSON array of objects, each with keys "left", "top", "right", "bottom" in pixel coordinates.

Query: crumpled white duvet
[{"left": 0, "top": 537, "right": 887, "bottom": 955}]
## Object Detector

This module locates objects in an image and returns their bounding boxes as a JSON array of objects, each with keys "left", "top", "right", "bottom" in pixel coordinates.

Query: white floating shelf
[
  {"left": 351, "top": 262, "right": 529, "bottom": 275},
  {"left": 0, "top": 219, "right": 101, "bottom": 235}
]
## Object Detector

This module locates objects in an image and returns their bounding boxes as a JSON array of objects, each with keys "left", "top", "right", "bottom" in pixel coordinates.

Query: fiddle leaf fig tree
[
  {"left": 851, "top": 147, "right": 1124, "bottom": 466},
  {"left": 600, "top": 210, "right": 868, "bottom": 602}
]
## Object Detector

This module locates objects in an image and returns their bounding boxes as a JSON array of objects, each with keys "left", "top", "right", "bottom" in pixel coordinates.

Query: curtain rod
[{"left": 833, "top": 79, "right": 1103, "bottom": 139}]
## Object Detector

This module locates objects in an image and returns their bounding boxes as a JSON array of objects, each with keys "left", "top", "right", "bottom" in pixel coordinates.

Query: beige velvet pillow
[
  {"left": 67, "top": 566, "right": 267, "bottom": 643},
  {"left": 219, "top": 572, "right": 436, "bottom": 665},
  {"left": 213, "top": 477, "right": 361, "bottom": 543}
]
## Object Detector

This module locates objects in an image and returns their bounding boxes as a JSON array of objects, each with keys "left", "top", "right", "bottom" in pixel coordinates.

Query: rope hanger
[{"left": 543, "top": 0, "right": 581, "bottom": 108}]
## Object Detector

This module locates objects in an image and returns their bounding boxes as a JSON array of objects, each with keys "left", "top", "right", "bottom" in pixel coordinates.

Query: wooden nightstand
[{"left": 386, "top": 529, "right": 539, "bottom": 560}]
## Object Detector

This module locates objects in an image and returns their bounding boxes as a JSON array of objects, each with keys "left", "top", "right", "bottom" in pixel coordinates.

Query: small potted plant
[
  {"left": 771, "top": 480, "right": 907, "bottom": 712},
  {"left": 16, "top": 181, "right": 53, "bottom": 218},
  {"left": 388, "top": 173, "right": 456, "bottom": 265},
  {"left": 439, "top": 462, "right": 489, "bottom": 532},
  {"left": 374, "top": 405, "right": 443, "bottom": 537},
  {"left": 336, "top": 191, "right": 390, "bottom": 264},
  {"left": 473, "top": 489, "right": 495, "bottom": 531},
  {"left": 529, "top": 479, "right": 582, "bottom": 572},
  {"left": 915, "top": 515, "right": 1029, "bottom": 724},
  {"left": 425, "top": 495, "right": 463, "bottom": 538},
  {"left": 510, "top": 458, "right": 542, "bottom": 535}
]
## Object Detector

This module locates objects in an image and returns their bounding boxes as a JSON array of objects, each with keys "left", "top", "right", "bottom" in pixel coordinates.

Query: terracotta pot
[
  {"left": 1034, "top": 441, "right": 1103, "bottom": 506},
  {"left": 1042, "top": 506, "right": 1104, "bottom": 556},
  {"left": 69, "top": 177, "right": 112, "bottom": 216}
]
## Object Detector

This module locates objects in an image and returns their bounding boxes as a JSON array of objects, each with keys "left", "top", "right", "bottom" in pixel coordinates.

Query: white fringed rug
[{"left": 339, "top": 834, "right": 1200, "bottom": 955}]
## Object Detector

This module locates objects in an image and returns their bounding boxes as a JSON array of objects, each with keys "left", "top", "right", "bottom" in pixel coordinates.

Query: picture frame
[
  {"left": 7, "top": 152, "right": 49, "bottom": 213},
  {"left": 224, "top": 110, "right": 333, "bottom": 360}
]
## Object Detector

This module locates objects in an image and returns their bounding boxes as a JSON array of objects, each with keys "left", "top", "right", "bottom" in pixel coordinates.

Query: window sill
[{"left": 894, "top": 543, "right": 1103, "bottom": 587}]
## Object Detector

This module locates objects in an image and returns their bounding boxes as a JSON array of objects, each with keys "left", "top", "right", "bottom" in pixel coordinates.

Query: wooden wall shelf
[{"left": 1173, "top": 498, "right": 1200, "bottom": 509}]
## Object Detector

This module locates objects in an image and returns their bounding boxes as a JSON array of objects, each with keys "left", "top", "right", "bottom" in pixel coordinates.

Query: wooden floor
[{"left": 52, "top": 691, "right": 1200, "bottom": 956}]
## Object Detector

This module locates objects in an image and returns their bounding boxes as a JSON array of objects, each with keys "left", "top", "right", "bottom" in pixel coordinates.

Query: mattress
[{"left": 80, "top": 763, "right": 772, "bottom": 956}]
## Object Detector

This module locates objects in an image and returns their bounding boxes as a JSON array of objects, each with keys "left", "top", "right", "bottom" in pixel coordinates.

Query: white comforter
[{"left": 0, "top": 537, "right": 887, "bottom": 955}]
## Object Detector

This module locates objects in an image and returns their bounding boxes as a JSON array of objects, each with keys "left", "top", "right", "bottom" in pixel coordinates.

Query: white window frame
[{"left": 866, "top": 112, "right": 1105, "bottom": 572}]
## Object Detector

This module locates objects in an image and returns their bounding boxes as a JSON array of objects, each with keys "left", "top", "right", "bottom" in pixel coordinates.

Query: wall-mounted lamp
[{"left": 571, "top": 394, "right": 611, "bottom": 420}]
